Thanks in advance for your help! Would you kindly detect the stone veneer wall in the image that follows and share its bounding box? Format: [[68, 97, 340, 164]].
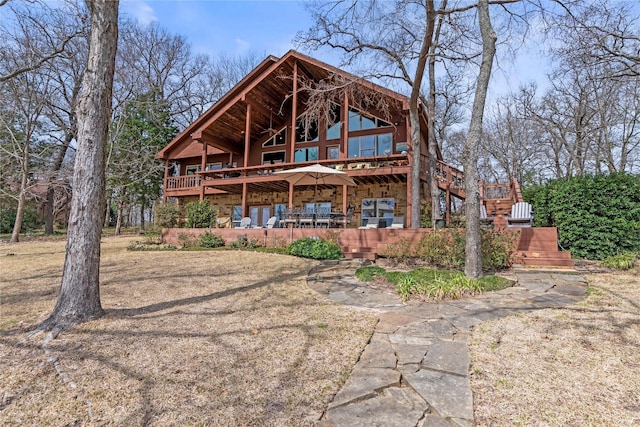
[[175, 182, 407, 228]]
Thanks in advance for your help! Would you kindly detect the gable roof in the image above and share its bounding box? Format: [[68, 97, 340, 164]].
[[157, 50, 420, 160]]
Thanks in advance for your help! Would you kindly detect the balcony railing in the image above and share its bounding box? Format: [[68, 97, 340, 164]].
[[164, 154, 410, 191]]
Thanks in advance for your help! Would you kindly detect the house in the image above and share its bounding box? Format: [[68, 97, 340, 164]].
[[156, 50, 483, 228], [156, 50, 574, 267]]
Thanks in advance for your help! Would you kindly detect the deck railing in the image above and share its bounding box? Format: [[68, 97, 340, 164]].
[[165, 174, 201, 190], [165, 154, 411, 191]]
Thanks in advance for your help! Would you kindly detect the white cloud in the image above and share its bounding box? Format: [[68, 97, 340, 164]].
[[122, 1, 158, 25], [234, 38, 250, 53]]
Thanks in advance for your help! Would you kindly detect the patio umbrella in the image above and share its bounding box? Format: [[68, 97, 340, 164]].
[[274, 163, 356, 210]]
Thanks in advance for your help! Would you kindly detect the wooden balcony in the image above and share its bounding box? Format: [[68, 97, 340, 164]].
[[163, 154, 411, 196]]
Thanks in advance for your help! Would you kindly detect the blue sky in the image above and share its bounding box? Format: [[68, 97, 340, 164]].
[[119, 0, 547, 98], [121, 0, 314, 58]]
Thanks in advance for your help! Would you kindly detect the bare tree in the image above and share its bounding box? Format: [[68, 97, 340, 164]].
[[0, 1, 86, 82], [40, 0, 119, 331]]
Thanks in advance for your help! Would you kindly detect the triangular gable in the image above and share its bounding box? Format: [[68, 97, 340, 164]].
[[157, 50, 427, 160]]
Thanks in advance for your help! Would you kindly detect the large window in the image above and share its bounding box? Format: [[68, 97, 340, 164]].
[[348, 108, 391, 131], [327, 145, 340, 160], [295, 115, 319, 143], [348, 133, 393, 158], [327, 103, 341, 140], [262, 128, 286, 147], [262, 150, 285, 164], [361, 198, 395, 227], [294, 147, 318, 162]]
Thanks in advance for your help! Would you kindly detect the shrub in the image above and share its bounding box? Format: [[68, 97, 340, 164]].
[[228, 234, 260, 249], [155, 203, 180, 228], [600, 252, 637, 270], [381, 237, 415, 265], [523, 172, 640, 259], [414, 229, 465, 268], [199, 231, 225, 248], [177, 232, 198, 248], [127, 241, 177, 251], [480, 229, 520, 270], [287, 237, 343, 260], [185, 200, 218, 228]]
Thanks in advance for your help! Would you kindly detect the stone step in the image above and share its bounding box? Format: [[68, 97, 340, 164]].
[[515, 250, 575, 267]]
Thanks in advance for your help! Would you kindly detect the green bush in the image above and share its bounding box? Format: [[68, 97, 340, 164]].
[[287, 237, 343, 260], [185, 200, 218, 228], [228, 234, 260, 249], [523, 173, 640, 259], [414, 229, 466, 268], [155, 203, 180, 228], [600, 252, 637, 270], [177, 232, 198, 248], [480, 229, 520, 270], [0, 205, 42, 234], [199, 231, 225, 248]]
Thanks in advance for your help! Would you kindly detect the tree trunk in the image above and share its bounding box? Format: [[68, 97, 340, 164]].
[[39, 0, 119, 331], [463, 0, 496, 279], [409, 108, 422, 228], [10, 143, 30, 243], [427, 0, 443, 227], [44, 130, 76, 234], [115, 200, 124, 235], [139, 201, 146, 231]]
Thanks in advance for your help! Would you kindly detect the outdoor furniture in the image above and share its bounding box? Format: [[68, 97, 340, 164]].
[[298, 209, 315, 228], [315, 208, 331, 228], [358, 218, 379, 229], [332, 207, 354, 228], [388, 216, 404, 229], [506, 202, 533, 228], [280, 208, 298, 228], [236, 217, 252, 229], [265, 216, 277, 229], [480, 205, 495, 228]]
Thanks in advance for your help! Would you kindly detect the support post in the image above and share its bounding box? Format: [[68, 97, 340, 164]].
[[199, 138, 206, 201], [163, 159, 169, 203], [244, 103, 251, 168], [289, 60, 298, 163], [242, 182, 248, 217]]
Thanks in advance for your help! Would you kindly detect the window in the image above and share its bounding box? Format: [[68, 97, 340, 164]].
[[205, 162, 222, 170], [327, 145, 340, 160], [232, 205, 242, 222], [348, 133, 393, 158], [361, 198, 395, 227], [185, 165, 200, 175], [262, 128, 287, 147], [327, 103, 341, 140], [295, 115, 319, 143], [262, 151, 285, 164], [305, 202, 331, 214], [395, 142, 408, 153], [294, 147, 318, 163], [348, 108, 391, 131]]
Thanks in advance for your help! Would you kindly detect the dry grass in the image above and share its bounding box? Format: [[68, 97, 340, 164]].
[[471, 270, 640, 426], [0, 236, 377, 426]]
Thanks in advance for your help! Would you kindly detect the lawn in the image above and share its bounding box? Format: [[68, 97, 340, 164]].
[[0, 236, 376, 426], [470, 269, 640, 426]]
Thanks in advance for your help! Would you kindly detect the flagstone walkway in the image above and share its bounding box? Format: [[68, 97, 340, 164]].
[[307, 260, 588, 427]]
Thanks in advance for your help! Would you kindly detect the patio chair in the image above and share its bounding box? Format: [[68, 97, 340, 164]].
[[236, 217, 252, 229], [388, 216, 404, 229], [333, 206, 354, 229], [265, 216, 277, 229], [315, 208, 331, 228], [298, 209, 315, 228], [279, 208, 298, 228], [358, 218, 379, 229], [505, 202, 533, 228], [480, 205, 495, 228]]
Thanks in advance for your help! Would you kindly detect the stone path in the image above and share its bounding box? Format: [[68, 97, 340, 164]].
[[307, 260, 588, 427]]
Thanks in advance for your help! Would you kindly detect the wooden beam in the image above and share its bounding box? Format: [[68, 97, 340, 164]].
[[192, 129, 242, 155], [199, 138, 207, 201], [289, 60, 298, 163], [163, 159, 169, 203], [244, 103, 251, 167], [242, 182, 248, 217], [341, 91, 348, 159]]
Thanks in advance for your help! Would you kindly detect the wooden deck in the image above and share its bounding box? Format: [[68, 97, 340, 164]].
[[162, 226, 574, 268]]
